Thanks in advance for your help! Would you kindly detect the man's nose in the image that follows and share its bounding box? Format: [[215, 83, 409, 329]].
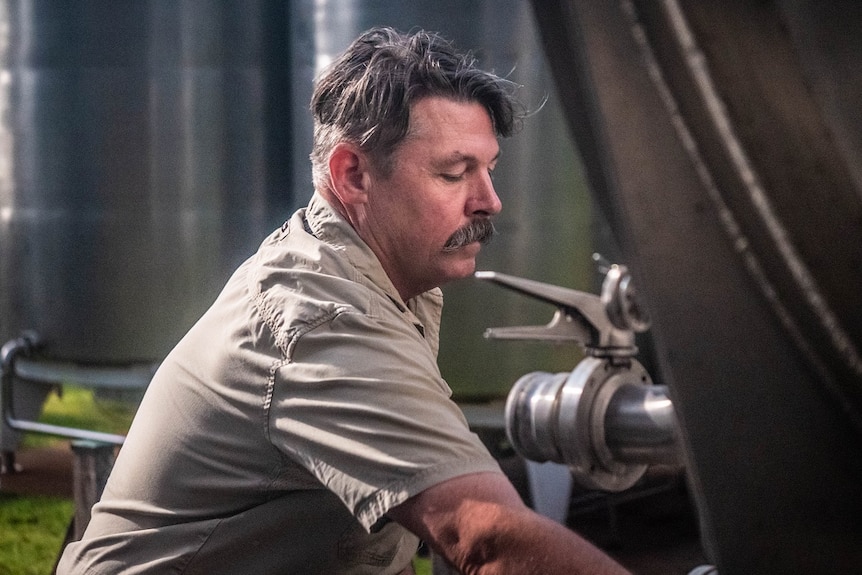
[[469, 171, 503, 216]]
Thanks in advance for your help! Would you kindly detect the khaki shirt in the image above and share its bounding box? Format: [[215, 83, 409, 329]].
[[58, 193, 500, 574]]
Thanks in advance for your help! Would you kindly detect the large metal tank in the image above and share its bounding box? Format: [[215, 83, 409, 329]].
[[1, 0, 594, 397], [530, 1, 862, 573], [0, 1, 297, 365], [293, 0, 596, 399], [0, 1, 297, 452]]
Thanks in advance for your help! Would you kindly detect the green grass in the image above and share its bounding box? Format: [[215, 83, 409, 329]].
[[22, 386, 138, 449], [0, 493, 72, 575], [413, 556, 432, 574], [2, 385, 136, 574]]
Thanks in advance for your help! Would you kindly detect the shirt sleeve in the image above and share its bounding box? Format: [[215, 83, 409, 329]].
[[268, 306, 502, 531]]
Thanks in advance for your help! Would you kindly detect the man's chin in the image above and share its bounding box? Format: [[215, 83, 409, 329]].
[[447, 254, 479, 281]]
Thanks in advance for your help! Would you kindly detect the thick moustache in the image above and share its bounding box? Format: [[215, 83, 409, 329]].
[[442, 219, 496, 252]]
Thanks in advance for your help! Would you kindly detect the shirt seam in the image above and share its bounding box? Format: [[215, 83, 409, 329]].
[[355, 457, 503, 531]]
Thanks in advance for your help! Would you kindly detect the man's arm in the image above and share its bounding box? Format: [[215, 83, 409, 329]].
[[388, 471, 631, 575]]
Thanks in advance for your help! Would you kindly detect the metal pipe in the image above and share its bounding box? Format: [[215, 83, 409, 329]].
[[2, 334, 127, 446], [603, 383, 680, 465], [5, 418, 126, 446], [505, 358, 682, 491], [13, 358, 157, 391]]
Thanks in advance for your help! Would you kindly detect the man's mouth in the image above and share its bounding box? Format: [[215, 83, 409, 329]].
[[442, 219, 497, 253]]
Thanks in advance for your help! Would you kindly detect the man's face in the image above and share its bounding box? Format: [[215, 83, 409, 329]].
[[359, 96, 502, 300]]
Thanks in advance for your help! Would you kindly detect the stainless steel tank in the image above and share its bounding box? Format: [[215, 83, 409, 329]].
[[0, 1, 298, 365], [531, 1, 862, 572], [0, 1, 298, 453]]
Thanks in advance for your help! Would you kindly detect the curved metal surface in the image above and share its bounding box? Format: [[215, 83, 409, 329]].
[[0, 1, 295, 363], [603, 383, 678, 465], [531, 0, 862, 573]]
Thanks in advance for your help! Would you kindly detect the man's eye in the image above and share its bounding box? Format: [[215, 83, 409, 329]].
[[441, 173, 464, 183]]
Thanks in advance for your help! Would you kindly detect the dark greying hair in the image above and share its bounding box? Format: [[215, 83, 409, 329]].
[[310, 27, 523, 190]]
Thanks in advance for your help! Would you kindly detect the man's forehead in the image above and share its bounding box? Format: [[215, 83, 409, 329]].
[[407, 97, 494, 134], [404, 98, 500, 158]]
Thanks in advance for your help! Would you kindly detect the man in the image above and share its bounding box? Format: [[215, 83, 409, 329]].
[[58, 28, 630, 574]]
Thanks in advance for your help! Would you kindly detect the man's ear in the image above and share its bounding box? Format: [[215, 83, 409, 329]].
[[328, 142, 371, 206]]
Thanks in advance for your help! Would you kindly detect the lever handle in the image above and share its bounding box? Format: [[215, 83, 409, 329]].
[[474, 270, 638, 356]]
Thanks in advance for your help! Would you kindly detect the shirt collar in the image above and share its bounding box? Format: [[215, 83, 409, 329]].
[[305, 192, 444, 348]]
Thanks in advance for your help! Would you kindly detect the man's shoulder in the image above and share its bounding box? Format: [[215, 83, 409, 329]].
[[240, 229, 385, 346]]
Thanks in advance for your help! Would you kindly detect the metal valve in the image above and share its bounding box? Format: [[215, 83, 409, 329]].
[[475, 258, 649, 358], [476, 262, 680, 492]]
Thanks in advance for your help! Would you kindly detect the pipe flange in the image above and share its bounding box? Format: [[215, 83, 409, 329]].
[[556, 357, 648, 491], [505, 371, 569, 463], [588, 359, 652, 489]]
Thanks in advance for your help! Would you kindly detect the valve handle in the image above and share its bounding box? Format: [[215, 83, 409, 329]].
[[474, 270, 639, 356]]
